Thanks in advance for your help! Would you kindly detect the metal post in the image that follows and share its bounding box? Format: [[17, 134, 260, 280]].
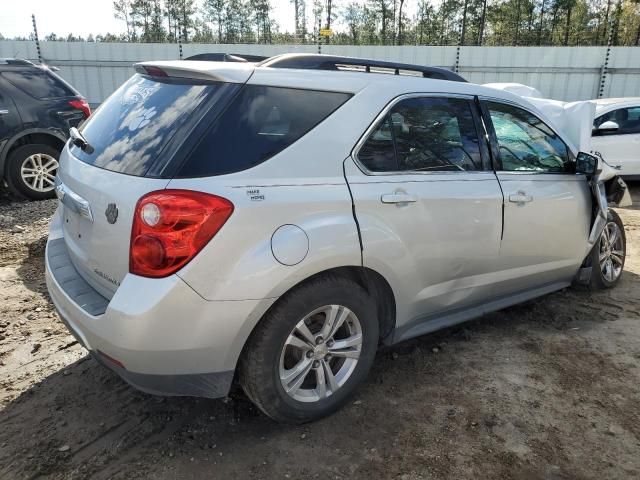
[[317, 17, 322, 54], [598, 16, 615, 98], [31, 14, 42, 64], [454, 26, 462, 74]]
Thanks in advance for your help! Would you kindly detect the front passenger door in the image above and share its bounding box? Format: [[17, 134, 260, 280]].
[[482, 100, 591, 292]]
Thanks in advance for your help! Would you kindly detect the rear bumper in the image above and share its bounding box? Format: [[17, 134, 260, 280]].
[[45, 209, 276, 398]]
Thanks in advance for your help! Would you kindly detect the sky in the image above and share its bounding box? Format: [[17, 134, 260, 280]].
[[0, 0, 299, 39]]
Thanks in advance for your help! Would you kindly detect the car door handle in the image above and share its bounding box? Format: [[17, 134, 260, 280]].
[[381, 193, 418, 204], [508, 191, 533, 203], [0, 109, 9, 115]]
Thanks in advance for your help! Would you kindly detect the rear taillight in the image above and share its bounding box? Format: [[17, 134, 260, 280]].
[[68, 98, 91, 118], [130, 190, 234, 278]]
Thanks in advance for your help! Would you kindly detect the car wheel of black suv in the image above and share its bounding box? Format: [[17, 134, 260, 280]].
[[6, 144, 60, 200], [589, 209, 626, 289], [239, 275, 379, 424]]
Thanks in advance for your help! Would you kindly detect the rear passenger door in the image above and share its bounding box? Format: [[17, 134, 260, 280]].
[[481, 99, 591, 292], [345, 94, 504, 333]]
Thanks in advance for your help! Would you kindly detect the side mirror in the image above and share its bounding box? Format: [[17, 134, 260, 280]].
[[576, 152, 598, 175], [596, 120, 619, 134]]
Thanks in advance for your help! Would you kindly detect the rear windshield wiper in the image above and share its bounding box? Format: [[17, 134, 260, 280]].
[[69, 127, 94, 154]]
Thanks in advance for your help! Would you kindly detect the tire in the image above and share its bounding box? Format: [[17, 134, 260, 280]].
[[5, 144, 60, 200], [589, 209, 626, 289], [239, 275, 379, 424]]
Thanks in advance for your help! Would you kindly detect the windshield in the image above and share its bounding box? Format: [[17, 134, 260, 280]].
[[71, 74, 220, 176]]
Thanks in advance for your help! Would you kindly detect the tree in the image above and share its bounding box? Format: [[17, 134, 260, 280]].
[[204, 0, 227, 42], [113, 0, 134, 41], [343, 2, 364, 43], [292, 0, 307, 41]]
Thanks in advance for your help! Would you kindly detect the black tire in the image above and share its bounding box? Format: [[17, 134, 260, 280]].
[[5, 144, 60, 200], [239, 275, 379, 424], [589, 209, 626, 289]]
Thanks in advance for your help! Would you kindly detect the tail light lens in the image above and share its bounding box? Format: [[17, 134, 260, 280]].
[[68, 98, 91, 118], [130, 190, 234, 278]]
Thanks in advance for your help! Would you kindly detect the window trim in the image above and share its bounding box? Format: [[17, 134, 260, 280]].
[[478, 96, 577, 175], [352, 92, 492, 176]]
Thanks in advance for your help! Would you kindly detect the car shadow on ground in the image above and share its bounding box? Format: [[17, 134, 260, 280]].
[[1, 269, 639, 479]]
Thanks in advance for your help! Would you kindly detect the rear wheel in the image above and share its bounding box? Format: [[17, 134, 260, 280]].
[[589, 209, 626, 289], [239, 275, 378, 424], [6, 144, 60, 200]]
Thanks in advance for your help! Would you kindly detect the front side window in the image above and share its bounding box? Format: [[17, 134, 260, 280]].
[[593, 106, 640, 135], [358, 97, 482, 173], [487, 102, 570, 173]]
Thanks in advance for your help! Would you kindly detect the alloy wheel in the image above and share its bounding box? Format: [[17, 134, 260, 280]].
[[20, 153, 58, 193], [598, 221, 624, 282], [279, 304, 363, 403]]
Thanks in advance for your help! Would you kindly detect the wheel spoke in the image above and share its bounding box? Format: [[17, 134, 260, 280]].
[[285, 334, 313, 351], [328, 348, 360, 359], [329, 333, 362, 351], [610, 253, 624, 266], [608, 227, 619, 248], [322, 360, 339, 393], [43, 158, 58, 170], [605, 259, 614, 281], [281, 357, 313, 393], [42, 176, 55, 187], [314, 363, 326, 398], [295, 321, 316, 346], [321, 305, 350, 340]]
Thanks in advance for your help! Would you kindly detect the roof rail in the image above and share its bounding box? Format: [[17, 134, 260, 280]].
[[184, 53, 268, 63], [259, 54, 466, 82], [0, 58, 35, 66]]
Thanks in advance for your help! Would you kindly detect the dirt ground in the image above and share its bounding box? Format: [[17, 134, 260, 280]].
[[0, 185, 639, 480]]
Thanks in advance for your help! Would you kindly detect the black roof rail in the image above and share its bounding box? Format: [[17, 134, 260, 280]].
[[184, 53, 268, 63], [0, 58, 35, 66], [259, 54, 466, 82]]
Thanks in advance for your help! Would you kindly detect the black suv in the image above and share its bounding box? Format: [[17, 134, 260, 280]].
[[0, 59, 90, 199]]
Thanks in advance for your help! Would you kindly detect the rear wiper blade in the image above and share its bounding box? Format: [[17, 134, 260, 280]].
[[69, 127, 94, 154]]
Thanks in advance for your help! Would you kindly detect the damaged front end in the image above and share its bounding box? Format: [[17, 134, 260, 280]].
[[575, 152, 632, 285]]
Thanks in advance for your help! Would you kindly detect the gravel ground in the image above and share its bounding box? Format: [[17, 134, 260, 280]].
[[0, 185, 639, 480]]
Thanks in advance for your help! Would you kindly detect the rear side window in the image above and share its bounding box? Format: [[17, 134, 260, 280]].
[[177, 85, 351, 177], [71, 74, 219, 176], [358, 97, 483, 172], [1, 68, 75, 99]]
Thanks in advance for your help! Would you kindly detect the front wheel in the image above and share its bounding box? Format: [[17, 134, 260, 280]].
[[589, 209, 626, 289], [239, 275, 379, 424]]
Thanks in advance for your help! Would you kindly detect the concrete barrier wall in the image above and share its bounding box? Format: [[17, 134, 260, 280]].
[[1, 41, 638, 104]]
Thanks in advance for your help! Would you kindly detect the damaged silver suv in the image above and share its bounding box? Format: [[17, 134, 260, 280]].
[[46, 54, 630, 424]]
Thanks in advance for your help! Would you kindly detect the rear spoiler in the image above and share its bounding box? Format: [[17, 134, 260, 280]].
[[134, 60, 254, 84], [184, 53, 268, 63]]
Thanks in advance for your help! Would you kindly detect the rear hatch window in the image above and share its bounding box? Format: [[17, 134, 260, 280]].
[[1, 67, 78, 99], [71, 74, 222, 176]]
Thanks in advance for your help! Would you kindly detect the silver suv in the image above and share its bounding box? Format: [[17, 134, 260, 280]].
[[46, 54, 628, 423]]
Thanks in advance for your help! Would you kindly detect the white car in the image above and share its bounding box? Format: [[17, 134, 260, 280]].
[[591, 98, 640, 179], [46, 54, 628, 423]]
